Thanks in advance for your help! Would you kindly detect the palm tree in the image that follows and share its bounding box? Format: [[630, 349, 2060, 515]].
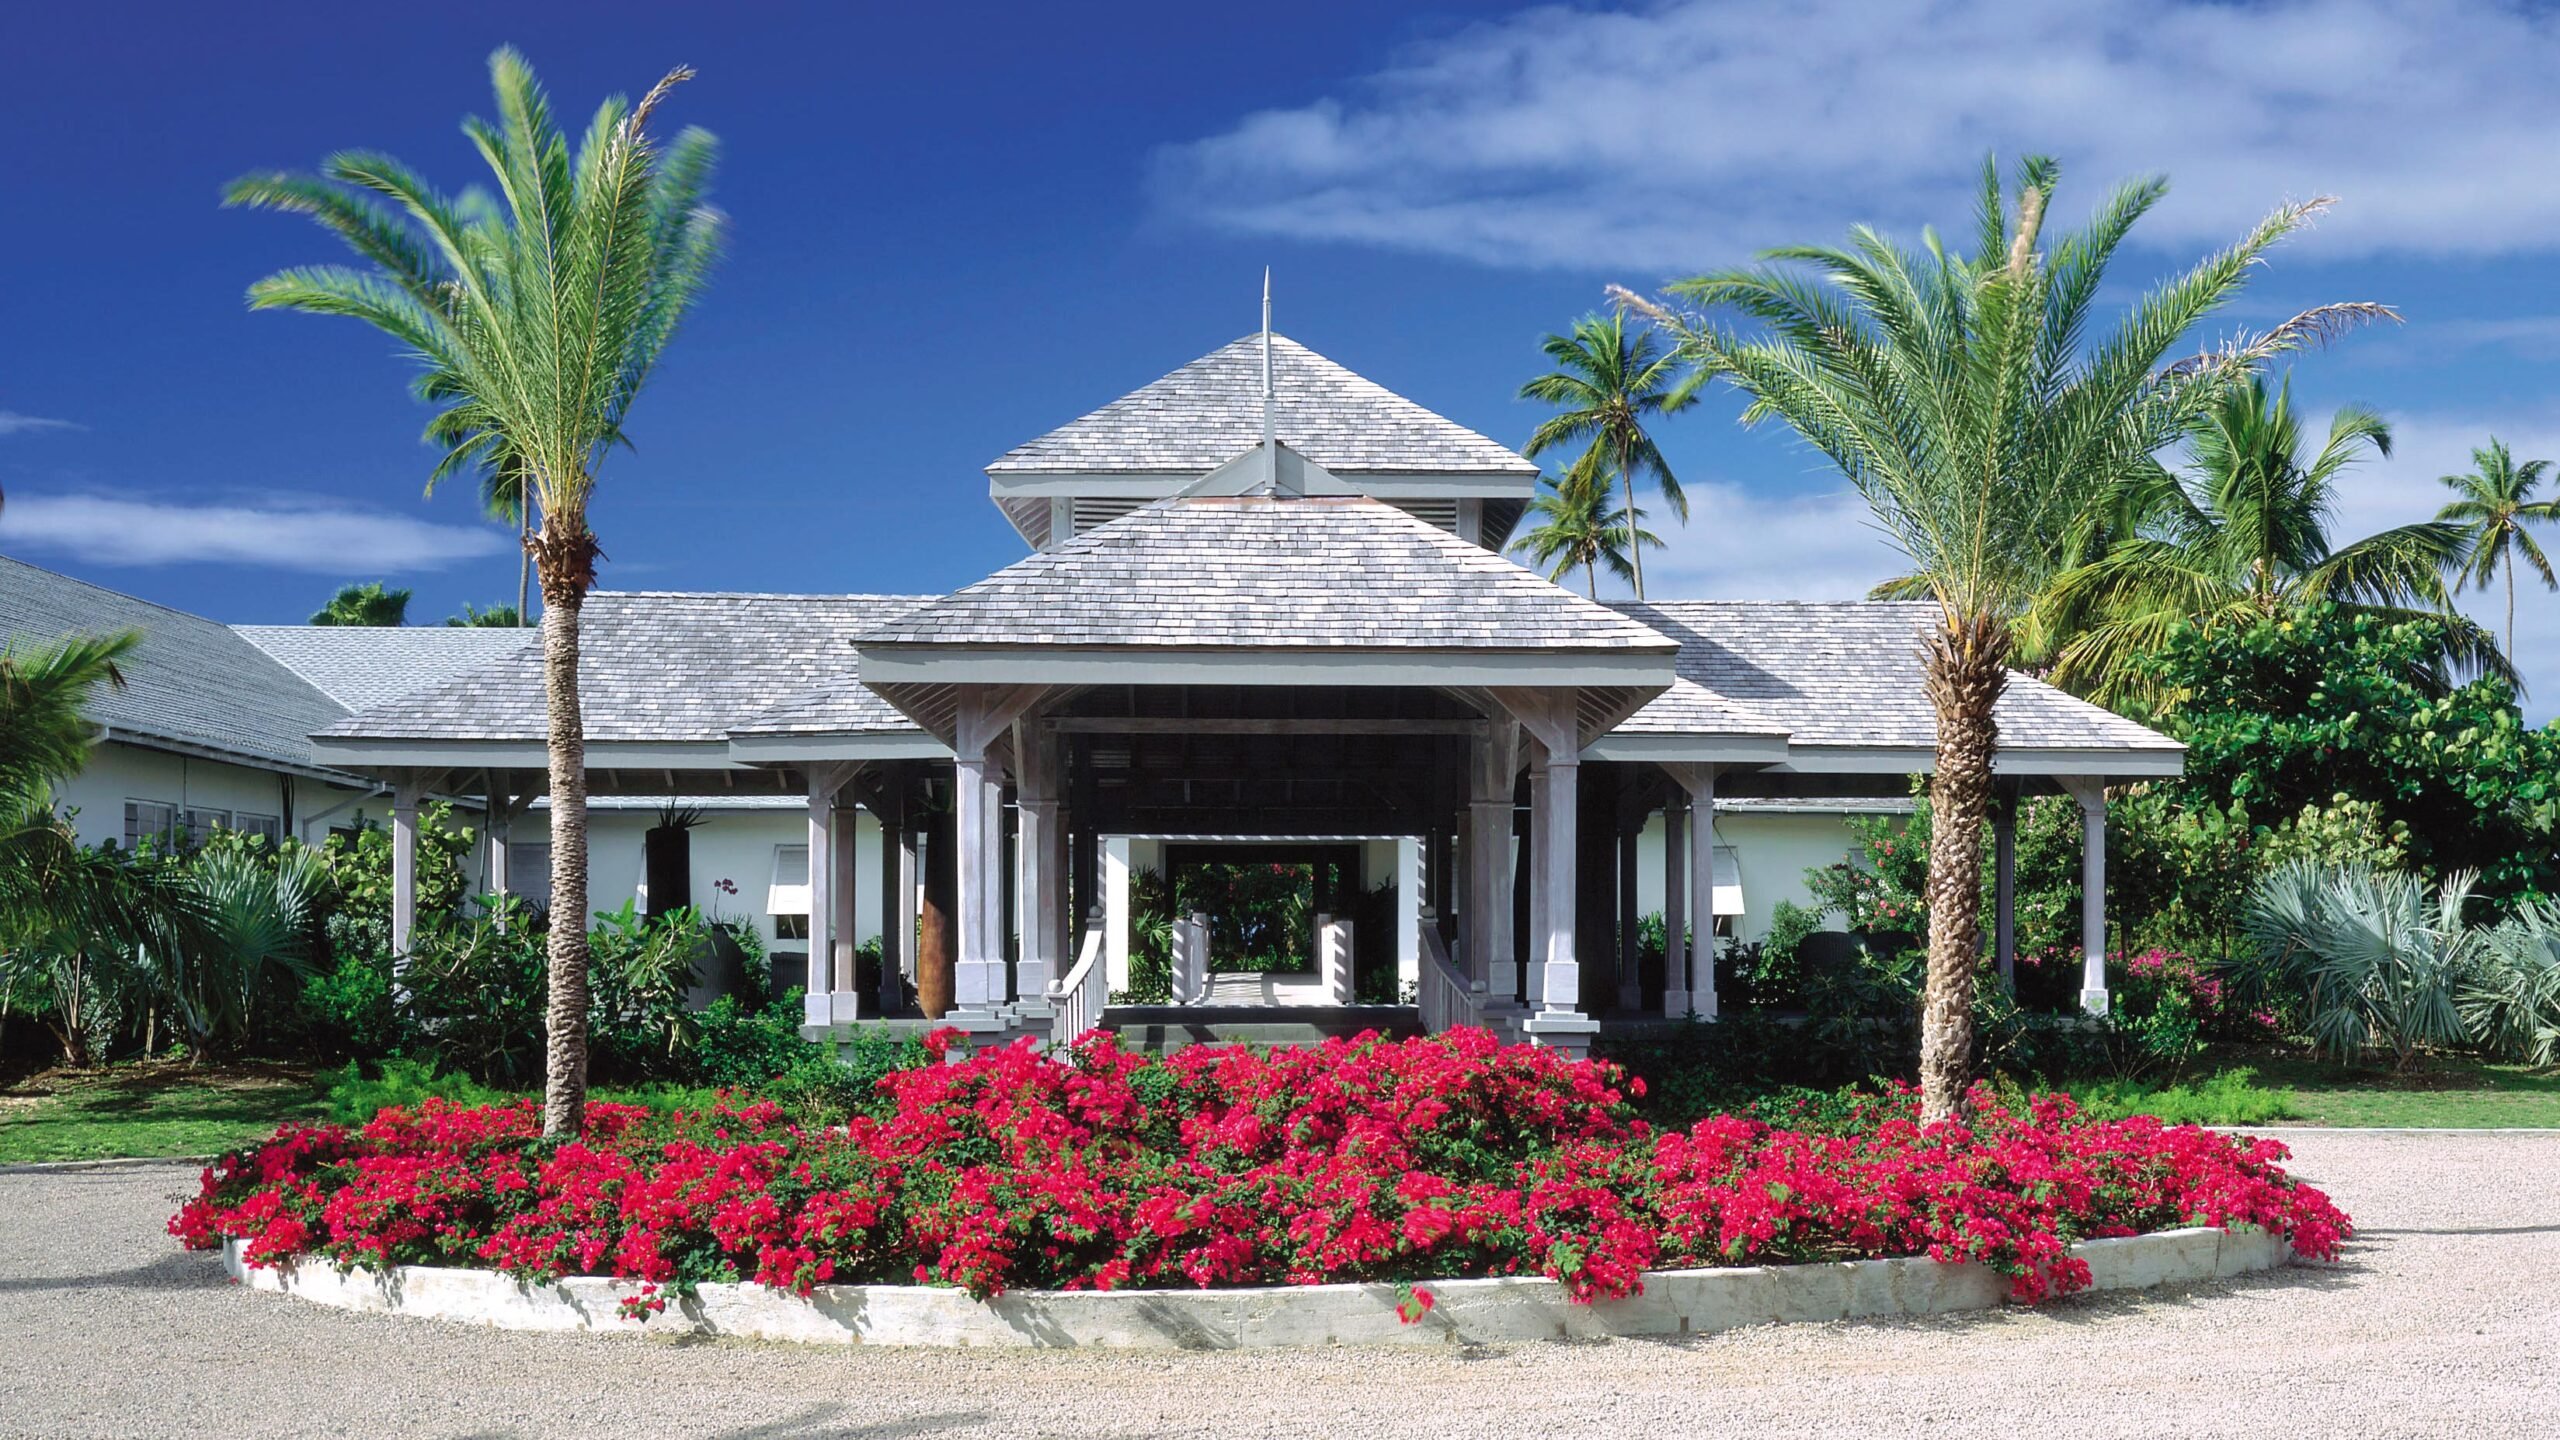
[[424, 407, 538, 624], [2029, 378, 2495, 704], [1626, 154, 2388, 1119], [227, 48, 723, 1137], [2437, 439, 2560, 659], [446, 603, 523, 628], [1511, 469, 1658, 596], [1520, 312, 1697, 600], [308, 581, 411, 626]]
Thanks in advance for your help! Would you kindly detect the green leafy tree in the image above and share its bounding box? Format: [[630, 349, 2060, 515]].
[[1511, 469, 1658, 596], [1519, 311, 1697, 600], [2436, 438, 2560, 659], [445, 603, 522, 628], [2029, 377, 2494, 705], [1630, 154, 2382, 1118], [308, 581, 411, 627], [226, 48, 724, 1136]]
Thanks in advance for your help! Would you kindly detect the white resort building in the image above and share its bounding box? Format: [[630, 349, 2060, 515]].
[[7, 325, 2182, 1051]]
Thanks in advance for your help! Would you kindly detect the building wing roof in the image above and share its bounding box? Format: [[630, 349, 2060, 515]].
[[987, 335, 1537, 477], [236, 625, 537, 715], [320, 592, 937, 743], [0, 556, 349, 774], [859, 496, 1673, 652], [1611, 601, 2181, 753], [730, 677, 921, 738]]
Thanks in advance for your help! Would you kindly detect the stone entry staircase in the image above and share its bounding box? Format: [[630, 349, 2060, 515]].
[[1098, 1003, 1423, 1052]]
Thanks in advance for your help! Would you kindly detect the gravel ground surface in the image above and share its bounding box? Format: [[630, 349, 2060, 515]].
[[3, 1130, 2555, 1439]]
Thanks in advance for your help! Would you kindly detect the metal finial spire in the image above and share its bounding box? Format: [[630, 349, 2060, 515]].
[[1254, 269, 1274, 491]]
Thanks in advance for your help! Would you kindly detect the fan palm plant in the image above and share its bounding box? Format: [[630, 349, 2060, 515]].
[[1511, 469, 1658, 596], [1519, 312, 1697, 599], [2436, 438, 2560, 660], [2459, 899, 2560, 1068], [1623, 155, 2389, 1119], [2245, 860, 2478, 1071], [2028, 378, 2494, 703], [227, 47, 724, 1137]]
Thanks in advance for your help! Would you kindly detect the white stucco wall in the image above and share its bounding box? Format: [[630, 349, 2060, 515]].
[[1630, 808, 1879, 942], [556, 807, 880, 952], [52, 739, 377, 851]]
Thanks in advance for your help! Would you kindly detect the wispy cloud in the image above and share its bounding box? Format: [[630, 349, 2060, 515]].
[[1, 491, 507, 573], [1154, 0, 2560, 271], [0, 411, 81, 436]]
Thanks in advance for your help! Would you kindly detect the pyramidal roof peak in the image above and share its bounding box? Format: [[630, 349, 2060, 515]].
[[987, 332, 1537, 478]]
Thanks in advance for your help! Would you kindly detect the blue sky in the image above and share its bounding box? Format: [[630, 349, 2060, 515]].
[[5, 0, 2557, 719]]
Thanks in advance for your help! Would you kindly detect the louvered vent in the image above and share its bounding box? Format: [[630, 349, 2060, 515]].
[[1393, 499, 1459, 534], [1071, 497, 1150, 534]]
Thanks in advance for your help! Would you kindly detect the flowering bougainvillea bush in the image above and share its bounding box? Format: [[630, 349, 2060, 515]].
[[172, 1029, 2347, 1312]]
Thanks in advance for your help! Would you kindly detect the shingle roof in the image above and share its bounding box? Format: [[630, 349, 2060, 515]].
[[0, 556, 348, 774], [322, 592, 936, 742], [1611, 601, 2180, 752], [236, 625, 537, 715], [731, 677, 920, 737], [987, 335, 1538, 477], [858, 496, 1675, 652]]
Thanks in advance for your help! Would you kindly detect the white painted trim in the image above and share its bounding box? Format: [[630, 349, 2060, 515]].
[[1579, 733, 1792, 763], [1774, 744, 2187, 778], [96, 726, 365, 787], [309, 739, 744, 771], [987, 471, 1536, 499], [859, 647, 1675, 688], [725, 734, 949, 762]]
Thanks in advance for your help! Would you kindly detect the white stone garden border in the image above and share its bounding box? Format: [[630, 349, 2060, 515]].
[[221, 1225, 2296, 1349]]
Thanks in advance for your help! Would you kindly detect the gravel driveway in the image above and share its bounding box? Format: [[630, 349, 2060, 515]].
[[3, 1130, 2554, 1439]]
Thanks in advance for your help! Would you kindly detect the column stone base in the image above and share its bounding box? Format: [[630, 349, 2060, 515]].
[[1519, 1009, 1601, 1058], [1661, 988, 1691, 1020], [2079, 987, 2112, 1018]]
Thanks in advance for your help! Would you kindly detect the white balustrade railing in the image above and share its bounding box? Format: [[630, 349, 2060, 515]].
[[1415, 907, 1484, 1033], [1048, 907, 1109, 1047], [1171, 912, 1209, 1005]]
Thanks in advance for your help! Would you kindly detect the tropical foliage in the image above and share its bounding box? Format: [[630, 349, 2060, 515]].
[[227, 47, 724, 1137], [2244, 861, 2477, 1070], [1627, 153, 2377, 1118], [2029, 378, 2494, 704], [1519, 311, 1696, 599], [1511, 468, 1658, 596], [308, 582, 411, 626], [445, 603, 522, 628]]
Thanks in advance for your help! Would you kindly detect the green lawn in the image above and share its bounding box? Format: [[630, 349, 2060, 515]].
[[0, 1062, 329, 1164], [2068, 1048, 2560, 1129]]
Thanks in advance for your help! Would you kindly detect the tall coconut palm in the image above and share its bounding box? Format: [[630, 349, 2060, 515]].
[[227, 48, 724, 1137], [1520, 312, 1697, 599], [2028, 378, 2495, 704], [2437, 439, 2560, 659], [1511, 468, 1659, 596], [1625, 155, 2388, 1119]]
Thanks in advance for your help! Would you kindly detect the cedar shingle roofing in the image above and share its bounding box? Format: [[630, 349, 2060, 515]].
[[0, 556, 348, 774], [237, 625, 536, 715], [1611, 601, 2180, 753], [321, 592, 935, 743], [856, 496, 1674, 652], [987, 335, 1538, 477]]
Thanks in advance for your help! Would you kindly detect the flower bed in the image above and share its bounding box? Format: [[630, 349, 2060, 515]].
[[173, 1029, 2347, 1314]]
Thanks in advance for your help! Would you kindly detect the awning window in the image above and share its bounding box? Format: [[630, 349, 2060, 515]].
[[767, 843, 810, 917]]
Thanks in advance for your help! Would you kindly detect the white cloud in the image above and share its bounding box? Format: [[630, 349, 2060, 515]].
[[1154, 0, 2560, 270], [1, 492, 507, 573], [0, 411, 81, 436], [1643, 479, 1902, 601]]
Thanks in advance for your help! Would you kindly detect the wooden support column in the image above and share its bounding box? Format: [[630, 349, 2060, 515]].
[[804, 761, 855, 1027], [1464, 719, 1519, 996], [871, 768, 909, 1016], [1662, 762, 1721, 1021], [1661, 791, 1689, 1016], [1487, 687, 1595, 1051], [1010, 716, 1063, 1025], [2066, 777, 2110, 1015], [390, 773, 423, 961], [952, 686, 1047, 1039], [829, 781, 860, 1015]]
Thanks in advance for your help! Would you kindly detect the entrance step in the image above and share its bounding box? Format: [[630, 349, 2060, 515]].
[[1100, 1004, 1422, 1051]]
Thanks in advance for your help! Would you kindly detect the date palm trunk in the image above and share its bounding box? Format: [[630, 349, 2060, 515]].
[[917, 796, 955, 1018], [534, 520, 599, 1140], [1915, 612, 2008, 1123]]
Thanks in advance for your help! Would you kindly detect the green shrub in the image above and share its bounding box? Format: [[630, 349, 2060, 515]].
[[2459, 900, 2560, 1066], [2244, 861, 2476, 1070], [318, 1056, 506, 1123], [2070, 1067, 2300, 1127]]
